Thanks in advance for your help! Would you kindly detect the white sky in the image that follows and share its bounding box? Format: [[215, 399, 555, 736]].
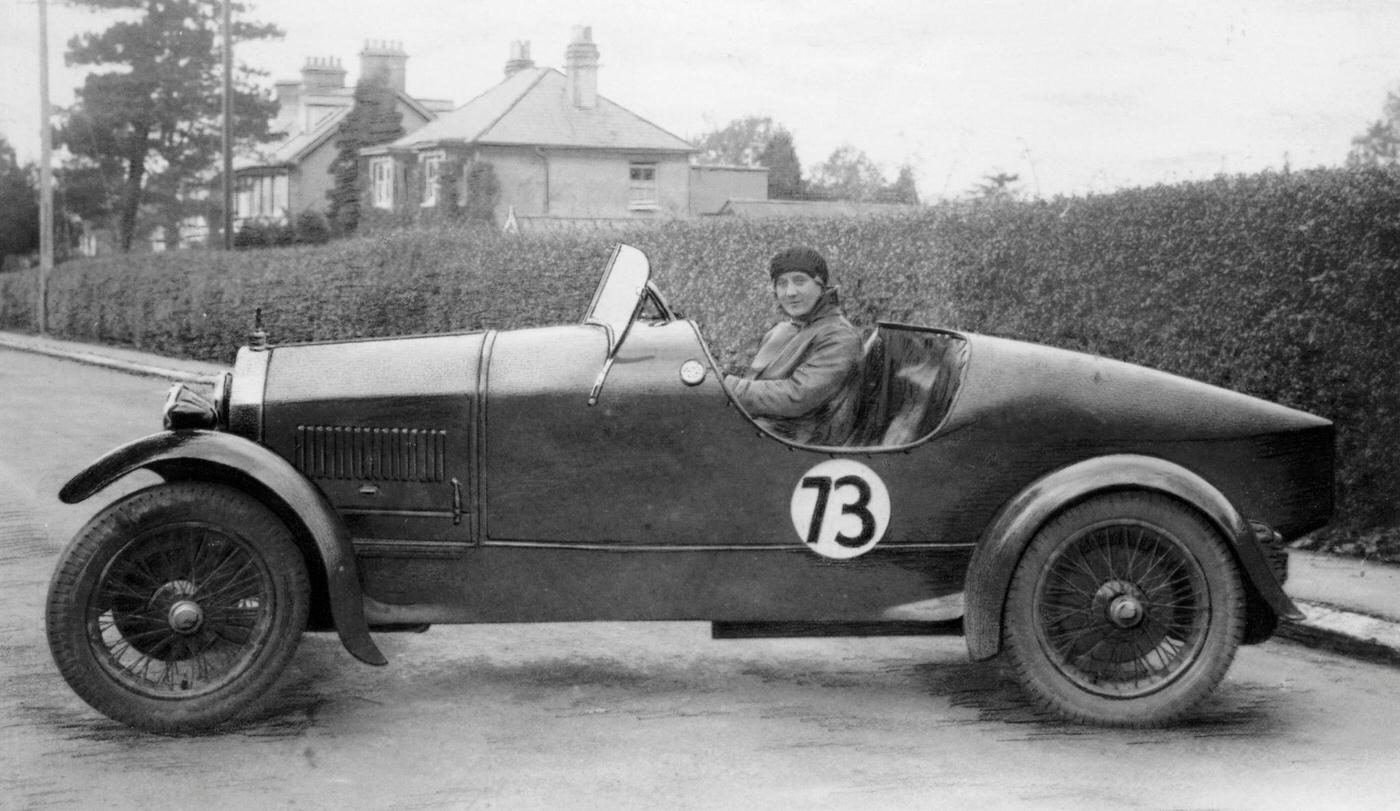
[[3, 0, 1399, 199]]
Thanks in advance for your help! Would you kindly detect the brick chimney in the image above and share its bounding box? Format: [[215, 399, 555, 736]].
[[360, 40, 408, 93], [565, 26, 599, 109], [272, 79, 301, 133], [300, 56, 346, 92], [504, 40, 535, 78]]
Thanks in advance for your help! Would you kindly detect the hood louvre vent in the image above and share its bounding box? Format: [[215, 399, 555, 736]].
[[295, 425, 447, 482]]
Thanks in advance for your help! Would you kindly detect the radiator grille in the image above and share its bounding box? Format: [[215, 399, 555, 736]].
[[295, 426, 447, 482]]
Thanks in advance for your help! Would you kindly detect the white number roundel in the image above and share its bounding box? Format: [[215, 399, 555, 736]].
[[789, 460, 891, 559]]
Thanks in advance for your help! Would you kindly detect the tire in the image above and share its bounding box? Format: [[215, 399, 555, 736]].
[[1002, 492, 1245, 727], [45, 482, 309, 733]]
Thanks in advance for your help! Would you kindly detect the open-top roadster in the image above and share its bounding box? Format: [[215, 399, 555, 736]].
[[46, 244, 1332, 732]]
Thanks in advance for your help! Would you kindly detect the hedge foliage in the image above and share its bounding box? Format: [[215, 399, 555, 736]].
[[2, 167, 1397, 539]]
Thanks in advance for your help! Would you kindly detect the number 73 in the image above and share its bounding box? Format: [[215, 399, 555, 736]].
[[800, 475, 878, 549]]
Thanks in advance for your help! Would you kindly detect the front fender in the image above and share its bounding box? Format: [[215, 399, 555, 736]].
[[60, 430, 387, 667], [962, 454, 1303, 662]]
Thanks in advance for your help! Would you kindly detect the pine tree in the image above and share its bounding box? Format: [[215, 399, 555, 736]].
[[58, 0, 280, 251], [759, 130, 803, 199], [0, 136, 40, 267], [326, 77, 405, 234]]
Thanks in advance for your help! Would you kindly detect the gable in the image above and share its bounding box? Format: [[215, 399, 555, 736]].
[[234, 108, 349, 172]]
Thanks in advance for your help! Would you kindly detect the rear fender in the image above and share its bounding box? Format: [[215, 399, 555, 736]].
[[60, 430, 387, 666], [962, 454, 1302, 662]]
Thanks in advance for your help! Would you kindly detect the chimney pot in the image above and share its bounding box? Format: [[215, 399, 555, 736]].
[[301, 55, 347, 91], [565, 25, 600, 109], [360, 40, 409, 94], [504, 40, 535, 78]]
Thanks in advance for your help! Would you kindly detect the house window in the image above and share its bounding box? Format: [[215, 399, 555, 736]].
[[256, 177, 272, 217], [629, 163, 657, 210], [234, 173, 290, 223], [272, 174, 288, 219], [371, 157, 394, 210], [421, 153, 443, 207], [235, 177, 253, 221]]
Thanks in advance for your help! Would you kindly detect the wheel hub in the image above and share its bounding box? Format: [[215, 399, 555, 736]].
[[167, 600, 204, 634], [1093, 579, 1146, 629], [1107, 594, 1144, 628]]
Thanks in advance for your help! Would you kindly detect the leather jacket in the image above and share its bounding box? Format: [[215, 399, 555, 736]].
[[724, 288, 863, 445]]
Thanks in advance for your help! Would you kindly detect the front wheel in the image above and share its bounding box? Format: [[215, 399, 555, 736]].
[[46, 482, 309, 733], [1002, 493, 1245, 727]]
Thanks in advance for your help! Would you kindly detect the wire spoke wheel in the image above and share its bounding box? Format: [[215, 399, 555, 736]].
[[1003, 493, 1244, 727], [1035, 522, 1210, 699], [46, 482, 309, 733], [90, 525, 276, 699]]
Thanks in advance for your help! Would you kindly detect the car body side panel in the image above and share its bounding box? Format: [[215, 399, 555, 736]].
[[261, 333, 483, 547]]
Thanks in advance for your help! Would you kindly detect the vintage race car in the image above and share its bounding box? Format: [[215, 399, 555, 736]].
[[46, 244, 1333, 733]]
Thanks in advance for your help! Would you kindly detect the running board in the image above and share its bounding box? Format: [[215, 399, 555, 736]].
[[711, 619, 963, 639]]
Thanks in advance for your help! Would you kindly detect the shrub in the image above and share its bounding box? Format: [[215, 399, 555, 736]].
[[234, 220, 296, 250], [294, 209, 332, 245], [232, 221, 265, 249], [464, 161, 500, 224]]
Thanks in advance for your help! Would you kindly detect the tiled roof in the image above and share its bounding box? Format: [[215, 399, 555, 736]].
[[389, 68, 694, 153], [237, 90, 447, 171], [234, 108, 348, 171]]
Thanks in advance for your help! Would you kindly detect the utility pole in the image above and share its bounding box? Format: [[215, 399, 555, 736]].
[[38, 0, 53, 332], [221, 0, 233, 249]]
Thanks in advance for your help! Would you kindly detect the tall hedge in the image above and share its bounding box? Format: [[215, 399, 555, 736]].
[[2, 167, 1397, 539]]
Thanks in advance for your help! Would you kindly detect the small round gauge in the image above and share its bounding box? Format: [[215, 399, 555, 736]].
[[679, 359, 707, 386]]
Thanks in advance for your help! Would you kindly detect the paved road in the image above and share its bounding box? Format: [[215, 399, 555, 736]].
[[4, 347, 1400, 811]]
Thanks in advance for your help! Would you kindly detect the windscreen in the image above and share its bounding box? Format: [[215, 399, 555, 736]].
[[583, 244, 651, 354]]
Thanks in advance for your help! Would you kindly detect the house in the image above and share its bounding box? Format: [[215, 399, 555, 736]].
[[361, 27, 765, 230], [233, 42, 453, 227]]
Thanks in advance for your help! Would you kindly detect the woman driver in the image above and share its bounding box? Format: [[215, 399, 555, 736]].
[[723, 247, 863, 445]]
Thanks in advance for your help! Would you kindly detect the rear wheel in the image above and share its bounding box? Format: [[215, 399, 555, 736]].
[[1002, 493, 1245, 727], [46, 482, 309, 733]]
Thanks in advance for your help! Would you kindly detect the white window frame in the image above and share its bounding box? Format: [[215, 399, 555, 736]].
[[233, 171, 291, 223], [421, 151, 444, 207], [271, 174, 289, 222], [235, 176, 253, 221], [628, 162, 658, 210], [371, 157, 395, 210]]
